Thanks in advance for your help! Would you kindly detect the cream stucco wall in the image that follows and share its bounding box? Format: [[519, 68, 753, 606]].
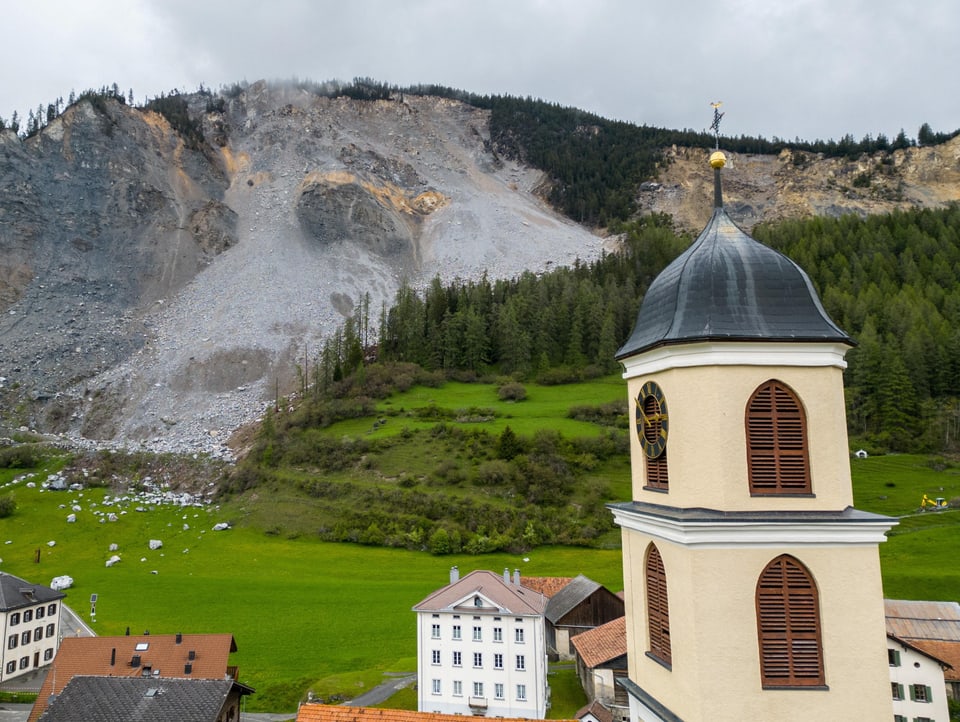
[[621, 531, 892, 721], [624, 350, 854, 512]]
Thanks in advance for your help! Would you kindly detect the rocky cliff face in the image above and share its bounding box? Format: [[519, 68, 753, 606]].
[[638, 139, 960, 233], [2, 83, 958, 456], [0, 83, 602, 454]]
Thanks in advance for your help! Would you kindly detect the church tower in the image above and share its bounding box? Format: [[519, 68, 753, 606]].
[[610, 134, 896, 720]]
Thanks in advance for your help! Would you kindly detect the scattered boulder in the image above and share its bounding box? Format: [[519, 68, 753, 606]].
[[66, 514, 76, 523], [105, 555, 121, 567], [212, 522, 230, 531], [50, 575, 73, 591], [148, 539, 162, 550]]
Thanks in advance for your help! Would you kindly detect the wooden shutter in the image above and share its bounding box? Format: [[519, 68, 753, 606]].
[[756, 555, 824, 687], [746, 381, 811, 494], [646, 544, 671, 666], [643, 396, 669, 490]]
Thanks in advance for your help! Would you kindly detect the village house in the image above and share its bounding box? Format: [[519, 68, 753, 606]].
[[886, 598, 960, 705], [569, 616, 627, 720], [0, 572, 65, 684], [296, 704, 576, 722], [29, 632, 244, 721], [886, 634, 951, 722], [412, 567, 549, 719]]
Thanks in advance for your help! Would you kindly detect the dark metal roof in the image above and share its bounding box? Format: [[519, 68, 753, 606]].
[[0, 572, 65, 612], [607, 500, 892, 525], [544, 574, 602, 624], [38, 676, 253, 721], [616, 207, 852, 359]]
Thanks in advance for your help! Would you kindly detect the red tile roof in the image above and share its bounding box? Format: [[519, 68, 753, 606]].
[[29, 633, 237, 722], [519, 576, 575, 598], [908, 639, 960, 680], [570, 617, 626, 668], [297, 705, 577, 722]]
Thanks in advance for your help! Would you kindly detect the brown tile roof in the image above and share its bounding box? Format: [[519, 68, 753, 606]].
[[570, 616, 626, 668], [885, 598, 960, 642], [908, 639, 960, 680], [412, 570, 548, 615], [297, 705, 577, 722], [29, 633, 237, 722], [575, 700, 614, 722], [519, 576, 574, 598]]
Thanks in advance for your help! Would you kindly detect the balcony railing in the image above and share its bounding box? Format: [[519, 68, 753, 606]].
[[468, 696, 488, 709]]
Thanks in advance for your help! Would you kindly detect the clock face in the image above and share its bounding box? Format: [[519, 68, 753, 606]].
[[636, 381, 668, 459]]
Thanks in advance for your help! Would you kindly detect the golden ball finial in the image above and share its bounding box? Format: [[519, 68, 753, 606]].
[[709, 151, 727, 169]]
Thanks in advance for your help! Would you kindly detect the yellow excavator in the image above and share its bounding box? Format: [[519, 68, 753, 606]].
[[921, 494, 948, 510]]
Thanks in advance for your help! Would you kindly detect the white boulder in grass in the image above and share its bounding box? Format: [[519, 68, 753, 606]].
[[148, 539, 163, 550], [47, 541, 56, 547], [66, 514, 76, 523], [105, 555, 121, 567], [109, 543, 119, 551], [212, 523, 230, 531], [50, 575, 73, 591]]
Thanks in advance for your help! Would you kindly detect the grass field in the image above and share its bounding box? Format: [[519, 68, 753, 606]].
[[2, 379, 960, 713]]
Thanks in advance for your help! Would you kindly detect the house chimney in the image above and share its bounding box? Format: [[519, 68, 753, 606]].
[[450, 566, 459, 584], [503, 568, 510, 584], [513, 569, 521, 585], [175, 633, 182, 645]]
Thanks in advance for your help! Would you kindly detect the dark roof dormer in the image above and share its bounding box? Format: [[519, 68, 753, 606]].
[[617, 151, 851, 359]]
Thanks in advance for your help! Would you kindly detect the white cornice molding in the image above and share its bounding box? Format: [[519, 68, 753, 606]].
[[611, 506, 897, 547], [620, 341, 851, 379]]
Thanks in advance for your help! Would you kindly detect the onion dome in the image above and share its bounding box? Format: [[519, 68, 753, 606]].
[[616, 151, 851, 360]]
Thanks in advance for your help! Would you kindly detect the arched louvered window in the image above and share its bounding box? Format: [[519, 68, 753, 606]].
[[645, 544, 671, 667], [756, 555, 824, 688], [644, 389, 668, 490], [746, 380, 811, 495]]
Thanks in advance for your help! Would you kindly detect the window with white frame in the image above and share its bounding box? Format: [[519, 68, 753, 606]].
[[18, 657, 28, 670], [23, 610, 32, 623], [36, 607, 45, 620], [516, 684, 527, 701], [473, 682, 484, 697], [493, 627, 503, 642], [453, 651, 462, 666], [9, 613, 19, 626], [891, 682, 904, 700], [473, 626, 482, 641], [7, 635, 16, 650], [453, 681, 463, 696], [431, 650, 441, 664], [4, 661, 13, 674], [452, 625, 462, 640], [47, 604, 56, 616], [431, 623, 440, 639], [495, 683, 504, 699], [33, 628, 41, 642], [20, 632, 29, 646], [516, 654, 525, 670], [43, 648, 53, 661], [494, 653, 503, 669], [45, 624, 55, 638], [473, 652, 482, 668], [515, 627, 524, 643], [888, 648, 901, 666], [432, 679, 441, 695], [910, 684, 933, 703]]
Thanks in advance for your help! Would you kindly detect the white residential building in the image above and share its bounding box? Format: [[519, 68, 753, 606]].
[[0, 572, 65, 683], [888, 635, 951, 722], [413, 567, 549, 719]]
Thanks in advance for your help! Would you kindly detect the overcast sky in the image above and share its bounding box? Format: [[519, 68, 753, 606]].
[[4, 0, 959, 144]]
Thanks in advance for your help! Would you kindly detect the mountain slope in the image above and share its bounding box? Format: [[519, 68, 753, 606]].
[[0, 83, 603, 454]]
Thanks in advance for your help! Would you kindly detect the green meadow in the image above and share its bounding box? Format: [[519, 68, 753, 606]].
[[2, 377, 959, 712]]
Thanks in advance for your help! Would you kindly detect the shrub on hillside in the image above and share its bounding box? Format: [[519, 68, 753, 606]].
[[497, 382, 527, 401], [0, 493, 16, 518]]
